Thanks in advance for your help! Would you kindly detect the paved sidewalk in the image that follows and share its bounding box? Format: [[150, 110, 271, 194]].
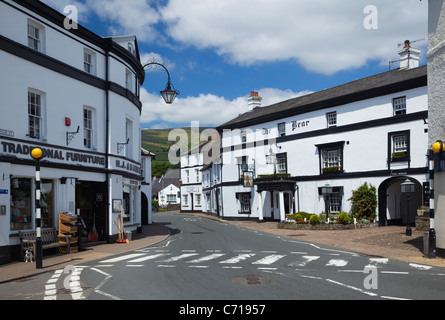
[[0, 222, 170, 284], [2, 211, 445, 284]]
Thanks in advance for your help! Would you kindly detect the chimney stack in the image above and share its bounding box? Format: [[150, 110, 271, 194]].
[[248, 91, 262, 110], [399, 40, 421, 70]]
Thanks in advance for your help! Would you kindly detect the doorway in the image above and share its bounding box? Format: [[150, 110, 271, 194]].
[[378, 177, 422, 226], [75, 181, 107, 240]]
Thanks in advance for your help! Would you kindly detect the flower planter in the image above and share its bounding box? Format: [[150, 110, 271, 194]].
[[278, 222, 377, 230], [417, 209, 426, 217]]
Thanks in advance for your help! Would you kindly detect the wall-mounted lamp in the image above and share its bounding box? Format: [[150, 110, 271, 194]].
[[66, 126, 80, 145], [117, 138, 130, 154]]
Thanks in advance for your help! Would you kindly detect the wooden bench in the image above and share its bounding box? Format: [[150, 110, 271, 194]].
[[19, 228, 72, 259]]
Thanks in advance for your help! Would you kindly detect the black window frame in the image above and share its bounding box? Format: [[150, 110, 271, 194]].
[[316, 141, 345, 175], [388, 130, 410, 163]]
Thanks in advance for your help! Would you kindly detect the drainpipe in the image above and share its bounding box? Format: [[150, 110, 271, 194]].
[[105, 41, 111, 243]]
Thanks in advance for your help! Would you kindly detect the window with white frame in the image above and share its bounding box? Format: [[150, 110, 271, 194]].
[[322, 149, 341, 170], [125, 69, 134, 92], [28, 91, 43, 139], [167, 194, 176, 203], [393, 97, 406, 116], [389, 131, 409, 162], [327, 111, 337, 127], [237, 193, 251, 214], [195, 169, 200, 183], [317, 142, 344, 174], [329, 191, 342, 213], [276, 153, 287, 174], [183, 194, 189, 206], [83, 49, 95, 75], [126, 118, 133, 158], [186, 170, 190, 183], [195, 194, 201, 206], [278, 122, 286, 137], [27, 21, 43, 52], [83, 108, 93, 148]]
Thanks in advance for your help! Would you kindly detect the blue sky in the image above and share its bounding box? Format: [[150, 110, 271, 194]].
[[42, 0, 428, 129]]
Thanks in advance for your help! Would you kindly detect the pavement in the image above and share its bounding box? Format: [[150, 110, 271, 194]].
[[1, 210, 445, 284]]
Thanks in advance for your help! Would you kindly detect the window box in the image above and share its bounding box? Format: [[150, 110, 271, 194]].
[[391, 151, 408, 161], [322, 166, 342, 174]]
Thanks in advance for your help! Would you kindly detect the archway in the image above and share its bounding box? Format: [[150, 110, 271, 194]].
[[378, 176, 422, 226]]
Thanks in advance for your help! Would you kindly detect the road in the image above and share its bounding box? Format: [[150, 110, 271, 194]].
[[1, 212, 445, 304]]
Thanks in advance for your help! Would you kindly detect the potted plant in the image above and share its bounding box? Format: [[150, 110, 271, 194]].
[[417, 206, 427, 216]]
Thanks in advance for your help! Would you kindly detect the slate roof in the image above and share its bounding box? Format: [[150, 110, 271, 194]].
[[218, 65, 427, 130], [152, 168, 181, 194]]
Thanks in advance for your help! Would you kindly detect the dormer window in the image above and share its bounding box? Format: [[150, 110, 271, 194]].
[[127, 43, 135, 55]]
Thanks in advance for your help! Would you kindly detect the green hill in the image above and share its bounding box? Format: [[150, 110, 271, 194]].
[[141, 127, 215, 169]]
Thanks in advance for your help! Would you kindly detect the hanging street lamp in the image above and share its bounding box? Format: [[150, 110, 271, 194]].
[[141, 61, 179, 104]]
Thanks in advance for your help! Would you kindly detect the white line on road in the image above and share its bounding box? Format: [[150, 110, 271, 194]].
[[187, 253, 226, 264], [158, 253, 199, 263], [219, 254, 255, 264], [100, 253, 145, 263], [127, 253, 168, 263], [252, 255, 286, 265], [326, 259, 349, 267], [326, 279, 378, 297]]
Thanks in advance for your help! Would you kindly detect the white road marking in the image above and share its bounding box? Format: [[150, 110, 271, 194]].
[[158, 253, 199, 262], [326, 279, 378, 297], [219, 254, 255, 264], [100, 253, 145, 263], [127, 253, 167, 263], [187, 253, 226, 263], [289, 256, 320, 267], [326, 259, 349, 267], [409, 263, 433, 270], [252, 255, 286, 265]]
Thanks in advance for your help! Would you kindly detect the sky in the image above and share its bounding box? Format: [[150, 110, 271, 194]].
[[41, 0, 428, 130]]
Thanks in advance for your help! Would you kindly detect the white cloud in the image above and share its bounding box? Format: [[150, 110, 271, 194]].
[[140, 87, 311, 128], [84, 0, 161, 42], [160, 0, 427, 74]]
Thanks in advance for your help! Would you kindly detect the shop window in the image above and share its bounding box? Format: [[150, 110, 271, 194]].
[[10, 178, 32, 231], [183, 194, 189, 206], [41, 180, 54, 228]]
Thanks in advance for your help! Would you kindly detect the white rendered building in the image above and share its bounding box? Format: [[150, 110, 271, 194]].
[[180, 142, 210, 213], [216, 49, 428, 224], [0, 0, 151, 263]]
